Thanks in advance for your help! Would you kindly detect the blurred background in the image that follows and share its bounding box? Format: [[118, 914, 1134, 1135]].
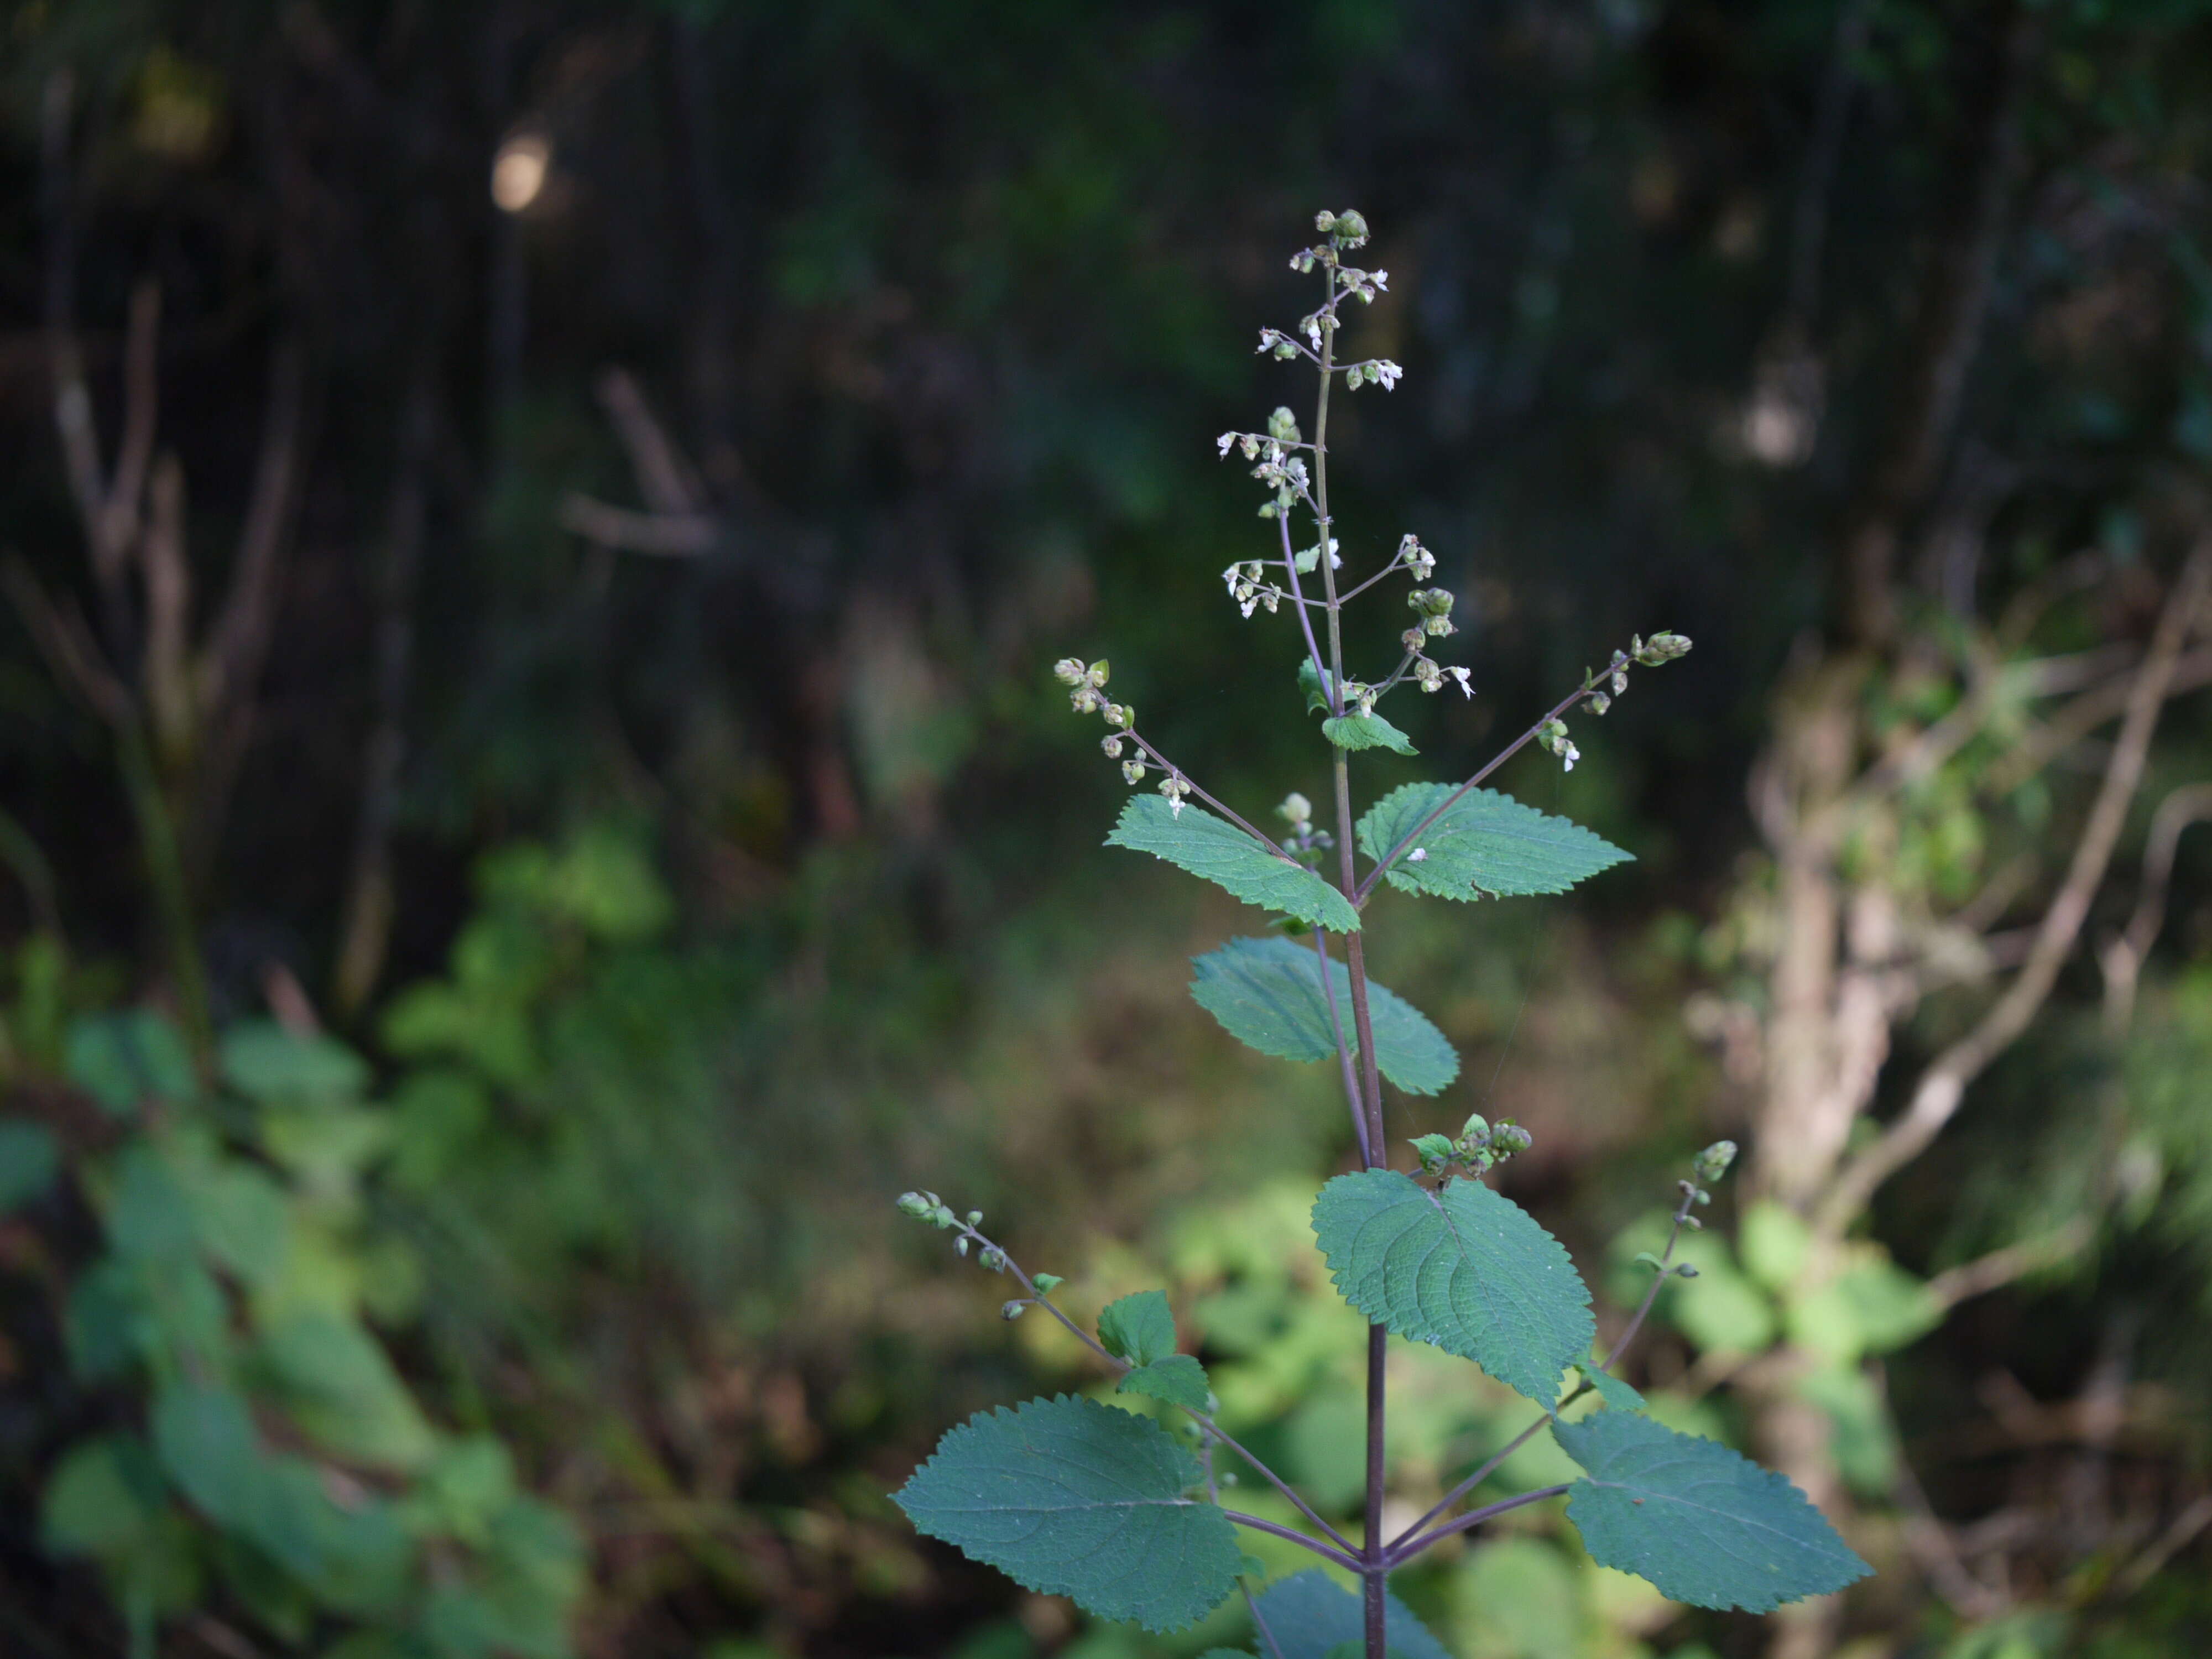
[[3, 2, 2211, 1657]]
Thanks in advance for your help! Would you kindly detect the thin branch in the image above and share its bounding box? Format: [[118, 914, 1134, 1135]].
[[3, 556, 131, 726], [1357, 677, 1597, 904], [1819, 545, 2212, 1233], [953, 1219, 1355, 1555], [1925, 1219, 2094, 1311], [1222, 1510, 1364, 1572], [2101, 781, 2212, 1032], [557, 493, 719, 555], [1983, 648, 2212, 798], [200, 334, 306, 717], [1385, 1484, 1572, 1566], [1277, 498, 1332, 698]]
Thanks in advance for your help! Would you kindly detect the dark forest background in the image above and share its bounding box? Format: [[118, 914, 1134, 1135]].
[[5, 2, 2212, 1658]]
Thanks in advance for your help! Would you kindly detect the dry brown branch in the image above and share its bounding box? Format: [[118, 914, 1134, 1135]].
[[1924, 1218, 2094, 1310], [199, 336, 306, 719], [1984, 648, 2212, 796], [1818, 547, 2212, 1233], [2100, 781, 2212, 1031], [2, 557, 130, 726], [596, 367, 704, 517], [557, 492, 718, 555]]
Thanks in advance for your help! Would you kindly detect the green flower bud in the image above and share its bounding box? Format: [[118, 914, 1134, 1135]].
[[1332, 209, 1369, 245], [1001, 1300, 1028, 1321], [1314, 210, 1338, 232], [1052, 658, 1086, 686], [1460, 1113, 1490, 1144], [1086, 660, 1111, 687], [1267, 406, 1302, 444], [896, 1191, 934, 1219], [1692, 1140, 1738, 1185], [1277, 792, 1313, 826], [1674, 1262, 1700, 1279]]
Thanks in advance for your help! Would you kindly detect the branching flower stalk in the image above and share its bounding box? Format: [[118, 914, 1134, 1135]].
[[893, 212, 1866, 1659]]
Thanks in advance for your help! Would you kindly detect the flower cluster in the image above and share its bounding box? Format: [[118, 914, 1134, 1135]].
[[1275, 791, 1334, 863], [1053, 657, 1199, 814], [1410, 1113, 1536, 1181], [1537, 717, 1581, 773], [1220, 560, 1285, 618]]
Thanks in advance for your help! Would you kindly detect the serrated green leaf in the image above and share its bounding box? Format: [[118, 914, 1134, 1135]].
[[1553, 1410, 1871, 1611], [1190, 937, 1459, 1095], [1357, 783, 1631, 901], [1312, 1170, 1594, 1403], [1321, 713, 1417, 755], [1576, 1365, 1647, 1413], [1119, 1354, 1212, 1412], [1099, 1290, 1178, 1368], [894, 1395, 1241, 1632], [1108, 797, 1360, 932], [1249, 1569, 1452, 1659]]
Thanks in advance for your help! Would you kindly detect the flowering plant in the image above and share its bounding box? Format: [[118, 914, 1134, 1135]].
[[893, 210, 1863, 1659]]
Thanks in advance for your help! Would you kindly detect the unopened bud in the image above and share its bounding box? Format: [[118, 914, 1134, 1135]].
[[1267, 406, 1301, 444], [1053, 658, 1086, 686], [1674, 1262, 1700, 1279], [1086, 660, 1111, 687], [1692, 1140, 1738, 1185], [1278, 792, 1313, 827], [1001, 1300, 1028, 1321], [1332, 209, 1369, 245], [896, 1191, 934, 1219]]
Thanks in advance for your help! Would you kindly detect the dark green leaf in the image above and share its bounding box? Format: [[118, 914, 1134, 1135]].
[[258, 1310, 439, 1473], [107, 1144, 199, 1261], [41, 1434, 168, 1558], [1189, 936, 1459, 1095], [1119, 1354, 1211, 1412], [1321, 713, 1417, 755], [1248, 1569, 1452, 1659], [894, 1395, 1241, 1632], [1357, 783, 1631, 901], [1108, 797, 1359, 933], [65, 1011, 197, 1116], [153, 1385, 263, 1529], [221, 1021, 371, 1106], [1554, 1410, 1871, 1611], [1312, 1170, 1594, 1403], [1098, 1290, 1177, 1367], [0, 1119, 60, 1215]]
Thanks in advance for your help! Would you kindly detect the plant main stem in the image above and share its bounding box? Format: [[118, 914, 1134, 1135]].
[[1310, 254, 1392, 1659]]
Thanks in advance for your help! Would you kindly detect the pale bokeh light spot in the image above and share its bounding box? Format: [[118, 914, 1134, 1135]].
[[491, 135, 551, 213]]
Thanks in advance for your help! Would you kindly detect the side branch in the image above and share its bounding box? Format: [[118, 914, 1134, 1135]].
[[1357, 678, 1598, 902], [1385, 1485, 1572, 1566]]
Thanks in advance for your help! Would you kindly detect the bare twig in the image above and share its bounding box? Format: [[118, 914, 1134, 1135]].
[[1925, 1219, 2094, 1311], [2100, 781, 2212, 1032], [1819, 546, 2212, 1232]]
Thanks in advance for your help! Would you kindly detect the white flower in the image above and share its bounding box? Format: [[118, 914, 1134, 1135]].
[[1372, 360, 1402, 390], [1372, 270, 1389, 290], [1561, 740, 1580, 773], [1222, 564, 1242, 594], [1445, 666, 1473, 698], [1217, 432, 1236, 457], [1408, 847, 1428, 863]]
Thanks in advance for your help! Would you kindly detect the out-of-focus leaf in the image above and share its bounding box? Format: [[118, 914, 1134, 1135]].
[[1249, 1569, 1452, 1659], [220, 1022, 371, 1106], [0, 1118, 60, 1214], [257, 1310, 439, 1473], [66, 1011, 196, 1116]]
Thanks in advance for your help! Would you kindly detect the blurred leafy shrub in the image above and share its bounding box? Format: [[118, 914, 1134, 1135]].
[[4, 986, 585, 1659]]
